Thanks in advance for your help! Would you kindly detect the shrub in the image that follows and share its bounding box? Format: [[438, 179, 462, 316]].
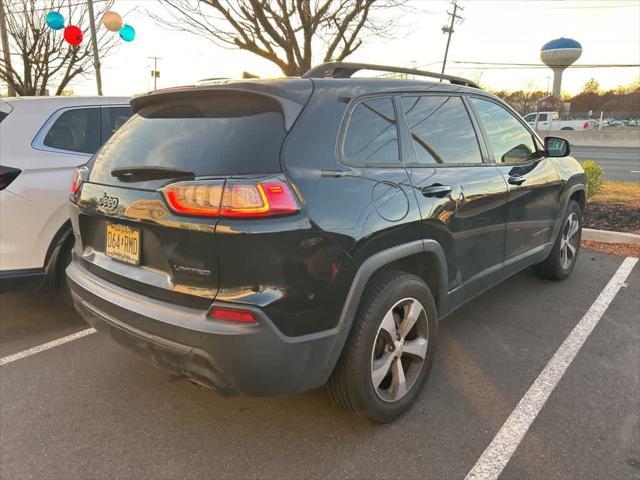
[[581, 160, 604, 198]]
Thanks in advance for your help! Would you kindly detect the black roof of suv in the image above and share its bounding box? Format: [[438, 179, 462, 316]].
[[68, 62, 586, 423]]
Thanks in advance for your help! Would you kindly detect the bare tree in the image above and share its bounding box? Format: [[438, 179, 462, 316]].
[[150, 0, 407, 76], [0, 0, 118, 96]]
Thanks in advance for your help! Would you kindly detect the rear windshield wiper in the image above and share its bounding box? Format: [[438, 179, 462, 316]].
[[111, 166, 195, 181]]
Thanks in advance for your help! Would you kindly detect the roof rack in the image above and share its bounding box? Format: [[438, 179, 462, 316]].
[[303, 62, 480, 88]]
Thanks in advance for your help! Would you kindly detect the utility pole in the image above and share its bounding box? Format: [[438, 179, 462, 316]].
[[440, 0, 464, 80], [0, 0, 16, 96], [86, 0, 102, 95], [148, 56, 161, 90]]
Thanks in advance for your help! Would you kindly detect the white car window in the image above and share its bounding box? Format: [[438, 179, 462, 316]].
[[43, 108, 101, 154]]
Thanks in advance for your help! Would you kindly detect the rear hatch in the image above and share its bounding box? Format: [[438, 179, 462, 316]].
[[74, 83, 311, 306]]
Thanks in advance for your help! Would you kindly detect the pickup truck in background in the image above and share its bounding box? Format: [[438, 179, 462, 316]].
[[523, 111, 596, 130]]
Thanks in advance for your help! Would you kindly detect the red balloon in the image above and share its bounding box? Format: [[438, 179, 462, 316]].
[[64, 25, 83, 46]]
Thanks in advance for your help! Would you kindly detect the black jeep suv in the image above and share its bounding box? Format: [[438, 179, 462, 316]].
[[67, 63, 586, 423]]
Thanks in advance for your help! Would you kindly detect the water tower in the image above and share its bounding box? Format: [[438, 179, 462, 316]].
[[540, 38, 582, 97]]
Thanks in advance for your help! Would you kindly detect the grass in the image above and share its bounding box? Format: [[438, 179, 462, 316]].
[[590, 181, 640, 205]]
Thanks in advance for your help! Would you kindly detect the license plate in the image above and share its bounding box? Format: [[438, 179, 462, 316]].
[[105, 223, 141, 265]]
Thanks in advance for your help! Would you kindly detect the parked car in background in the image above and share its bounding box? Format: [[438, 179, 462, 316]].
[[0, 96, 131, 292], [66, 63, 586, 423], [523, 111, 596, 130]]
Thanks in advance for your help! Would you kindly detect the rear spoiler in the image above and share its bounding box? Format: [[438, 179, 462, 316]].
[[130, 80, 313, 131]]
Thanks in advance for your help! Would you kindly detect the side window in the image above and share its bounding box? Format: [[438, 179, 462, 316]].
[[402, 96, 482, 165], [103, 106, 132, 144], [43, 108, 100, 154], [343, 97, 399, 165], [470, 98, 538, 164], [538, 113, 548, 122], [523, 113, 536, 123]]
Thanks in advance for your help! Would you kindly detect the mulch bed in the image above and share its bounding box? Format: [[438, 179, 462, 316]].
[[583, 201, 640, 235], [582, 240, 640, 258]]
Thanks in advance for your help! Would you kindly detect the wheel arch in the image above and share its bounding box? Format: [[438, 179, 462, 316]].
[[570, 187, 586, 213], [312, 240, 449, 389], [40, 219, 74, 290], [551, 183, 586, 243]]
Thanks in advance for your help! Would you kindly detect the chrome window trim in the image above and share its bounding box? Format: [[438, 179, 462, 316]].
[[31, 104, 129, 156]]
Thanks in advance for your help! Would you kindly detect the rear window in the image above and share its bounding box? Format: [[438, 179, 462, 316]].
[[89, 92, 286, 183]]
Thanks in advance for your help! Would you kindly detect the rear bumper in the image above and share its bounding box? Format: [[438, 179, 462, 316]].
[[66, 260, 342, 396]]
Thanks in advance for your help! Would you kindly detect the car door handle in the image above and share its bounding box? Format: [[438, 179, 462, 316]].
[[508, 175, 526, 186], [421, 185, 452, 198]]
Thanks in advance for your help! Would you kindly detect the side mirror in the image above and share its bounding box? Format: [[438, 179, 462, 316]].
[[544, 136, 571, 157]]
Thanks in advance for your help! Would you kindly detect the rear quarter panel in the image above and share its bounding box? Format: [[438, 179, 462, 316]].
[[276, 82, 425, 335]]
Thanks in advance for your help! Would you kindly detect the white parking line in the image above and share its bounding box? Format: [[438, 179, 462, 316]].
[[466, 256, 638, 480], [0, 328, 96, 367]]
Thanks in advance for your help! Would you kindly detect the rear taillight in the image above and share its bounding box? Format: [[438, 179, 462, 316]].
[[0, 166, 21, 191], [70, 169, 82, 195], [208, 307, 258, 324], [583, 121, 590, 129], [70, 165, 88, 202], [162, 177, 299, 218]]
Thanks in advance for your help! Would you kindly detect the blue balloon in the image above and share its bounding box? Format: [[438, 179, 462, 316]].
[[119, 24, 135, 42], [46, 11, 65, 30]]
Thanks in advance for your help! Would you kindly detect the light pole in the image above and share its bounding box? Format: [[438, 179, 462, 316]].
[[87, 0, 102, 95], [148, 56, 161, 90], [440, 0, 463, 80]]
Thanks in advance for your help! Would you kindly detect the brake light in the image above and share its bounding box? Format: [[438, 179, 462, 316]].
[[583, 121, 590, 129], [0, 166, 21, 191], [208, 307, 257, 324], [70, 169, 83, 195], [162, 178, 299, 218]]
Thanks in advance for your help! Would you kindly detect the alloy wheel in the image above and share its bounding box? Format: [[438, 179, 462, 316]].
[[370, 297, 429, 403], [560, 212, 580, 269]]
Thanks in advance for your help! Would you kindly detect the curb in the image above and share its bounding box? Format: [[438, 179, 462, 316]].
[[583, 228, 640, 245]]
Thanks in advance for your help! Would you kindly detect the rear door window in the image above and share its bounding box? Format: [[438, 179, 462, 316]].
[[401, 95, 482, 165], [342, 97, 400, 165], [89, 92, 287, 184], [43, 108, 101, 154], [102, 106, 132, 144]]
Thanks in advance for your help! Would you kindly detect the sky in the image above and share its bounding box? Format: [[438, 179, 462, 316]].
[[43, 0, 640, 96]]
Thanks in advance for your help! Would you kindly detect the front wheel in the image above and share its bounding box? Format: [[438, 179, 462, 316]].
[[534, 200, 582, 280], [327, 271, 437, 423]]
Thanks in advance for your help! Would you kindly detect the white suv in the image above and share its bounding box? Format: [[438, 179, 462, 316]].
[[0, 96, 131, 291]]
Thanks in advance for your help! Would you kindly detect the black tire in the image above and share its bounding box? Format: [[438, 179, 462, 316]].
[[327, 270, 437, 423], [560, 127, 574, 131], [534, 200, 582, 281]]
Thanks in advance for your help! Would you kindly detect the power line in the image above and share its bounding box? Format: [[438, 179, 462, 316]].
[[454, 61, 640, 68], [453, 65, 640, 70]]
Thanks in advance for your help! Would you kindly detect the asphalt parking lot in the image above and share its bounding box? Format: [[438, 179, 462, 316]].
[[1, 249, 638, 480]]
